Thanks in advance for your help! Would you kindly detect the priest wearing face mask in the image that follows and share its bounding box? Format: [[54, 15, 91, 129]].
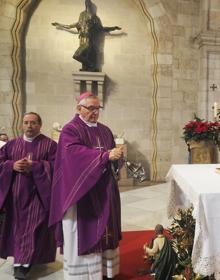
[[49, 92, 123, 280]]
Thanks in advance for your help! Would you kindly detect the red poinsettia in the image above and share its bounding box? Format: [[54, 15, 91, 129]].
[[183, 115, 220, 149]]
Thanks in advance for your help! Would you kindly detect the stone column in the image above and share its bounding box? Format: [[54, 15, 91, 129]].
[[74, 80, 81, 97], [86, 80, 93, 93], [97, 81, 104, 106], [194, 0, 220, 120]]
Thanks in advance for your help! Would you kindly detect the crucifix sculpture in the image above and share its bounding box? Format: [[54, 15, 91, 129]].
[[52, 0, 121, 72]]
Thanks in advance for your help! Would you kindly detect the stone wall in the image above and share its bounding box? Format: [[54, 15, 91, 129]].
[[0, 1, 17, 136], [25, 0, 153, 177], [1, 0, 218, 181], [144, 0, 201, 176]]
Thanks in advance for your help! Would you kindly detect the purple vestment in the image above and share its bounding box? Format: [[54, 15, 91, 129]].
[[49, 114, 121, 255], [0, 134, 57, 264]]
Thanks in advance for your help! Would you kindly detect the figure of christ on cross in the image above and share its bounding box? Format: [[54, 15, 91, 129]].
[[52, 0, 121, 72]]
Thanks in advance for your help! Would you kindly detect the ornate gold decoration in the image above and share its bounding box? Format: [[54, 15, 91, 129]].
[[11, 0, 29, 136], [11, 0, 40, 136], [189, 140, 217, 164]]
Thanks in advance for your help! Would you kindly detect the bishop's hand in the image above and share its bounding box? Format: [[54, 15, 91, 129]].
[[109, 147, 123, 161]]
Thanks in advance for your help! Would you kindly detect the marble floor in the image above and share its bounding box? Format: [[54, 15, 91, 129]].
[[0, 182, 171, 280]]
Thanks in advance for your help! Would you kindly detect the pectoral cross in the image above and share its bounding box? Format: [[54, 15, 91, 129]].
[[96, 137, 104, 151]]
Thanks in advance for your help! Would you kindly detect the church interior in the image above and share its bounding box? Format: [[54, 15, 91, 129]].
[[1, 0, 220, 279]]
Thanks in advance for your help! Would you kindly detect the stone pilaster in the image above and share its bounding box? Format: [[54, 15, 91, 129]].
[[73, 71, 105, 106]]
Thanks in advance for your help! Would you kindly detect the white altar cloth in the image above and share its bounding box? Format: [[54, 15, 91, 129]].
[[167, 164, 220, 276]]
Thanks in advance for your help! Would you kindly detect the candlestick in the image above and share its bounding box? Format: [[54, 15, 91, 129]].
[[214, 102, 218, 119]]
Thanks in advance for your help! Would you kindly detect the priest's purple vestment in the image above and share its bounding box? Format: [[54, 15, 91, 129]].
[[0, 134, 57, 264], [49, 114, 121, 255]]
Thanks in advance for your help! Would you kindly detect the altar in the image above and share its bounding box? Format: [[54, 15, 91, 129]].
[[166, 164, 220, 276]]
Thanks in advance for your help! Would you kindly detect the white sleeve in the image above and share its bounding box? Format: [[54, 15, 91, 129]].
[[145, 239, 159, 256]]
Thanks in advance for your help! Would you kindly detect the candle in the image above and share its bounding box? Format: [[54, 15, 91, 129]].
[[214, 102, 218, 119]]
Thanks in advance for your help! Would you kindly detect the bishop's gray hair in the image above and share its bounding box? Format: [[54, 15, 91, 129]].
[[78, 95, 98, 106]]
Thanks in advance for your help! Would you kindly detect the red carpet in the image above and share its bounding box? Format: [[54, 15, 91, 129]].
[[116, 230, 155, 280]]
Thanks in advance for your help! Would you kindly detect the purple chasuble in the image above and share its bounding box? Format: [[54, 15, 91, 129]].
[[49, 114, 121, 255], [0, 134, 57, 264]]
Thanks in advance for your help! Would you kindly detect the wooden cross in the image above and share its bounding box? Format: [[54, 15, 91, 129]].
[[210, 84, 217, 91]]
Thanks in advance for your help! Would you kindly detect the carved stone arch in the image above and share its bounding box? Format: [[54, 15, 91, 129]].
[[11, 0, 165, 180], [136, 0, 174, 180], [11, 0, 41, 137], [134, 0, 160, 180]]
